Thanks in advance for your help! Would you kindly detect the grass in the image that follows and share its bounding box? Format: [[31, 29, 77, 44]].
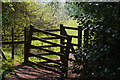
[[1, 51, 15, 79]]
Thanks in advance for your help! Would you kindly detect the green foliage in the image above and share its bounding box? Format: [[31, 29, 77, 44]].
[[2, 59, 14, 79], [69, 2, 120, 79], [2, 60, 14, 72], [2, 2, 69, 41]]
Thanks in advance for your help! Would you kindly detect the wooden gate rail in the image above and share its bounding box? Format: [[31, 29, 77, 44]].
[[32, 37, 66, 47], [69, 35, 78, 38], [33, 45, 59, 48], [28, 53, 64, 66], [62, 26, 78, 30], [44, 29, 60, 32], [31, 45, 63, 56], [41, 37, 60, 39], [33, 28, 67, 39]]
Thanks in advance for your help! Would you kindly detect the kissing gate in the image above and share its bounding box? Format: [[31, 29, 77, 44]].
[[24, 24, 85, 78]]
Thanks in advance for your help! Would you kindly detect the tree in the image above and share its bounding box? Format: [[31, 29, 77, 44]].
[[2, 2, 69, 41], [2, 2, 70, 58], [69, 2, 120, 79]]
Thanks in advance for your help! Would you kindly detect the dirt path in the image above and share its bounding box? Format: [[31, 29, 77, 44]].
[[6, 64, 61, 80], [5, 54, 78, 80]]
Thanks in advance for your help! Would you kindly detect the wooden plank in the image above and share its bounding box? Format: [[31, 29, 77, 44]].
[[78, 26, 82, 48], [31, 45, 63, 56], [60, 25, 73, 78], [28, 53, 63, 66], [2, 41, 24, 44], [27, 61, 62, 75], [32, 37, 66, 48], [45, 29, 60, 32], [60, 24, 65, 66], [33, 28, 67, 39], [24, 25, 34, 63], [24, 27, 28, 62], [64, 35, 72, 77], [63, 26, 78, 30], [70, 35, 78, 38], [11, 27, 14, 59], [37, 61, 50, 64], [36, 45, 58, 48], [38, 53, 58, 55], [41, 37, 60, 40]]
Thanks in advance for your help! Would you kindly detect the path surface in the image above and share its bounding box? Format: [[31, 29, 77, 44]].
[[5, 54, 79, 80]]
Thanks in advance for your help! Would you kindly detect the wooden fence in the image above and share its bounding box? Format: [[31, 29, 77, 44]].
[[2, 24, 89, 78], [23, 24, 89, 78], [2, 27, 25, 59]]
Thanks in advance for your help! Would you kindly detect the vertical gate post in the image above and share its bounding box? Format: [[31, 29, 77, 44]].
[[60, 24, 64, 63], [64, 35, 72, 78], [78, 26, 82, 49], [11, 27, 14, 59], [24, 25, 34, 63], [24, 27, 28, 62], [60, 24, 65, 77]]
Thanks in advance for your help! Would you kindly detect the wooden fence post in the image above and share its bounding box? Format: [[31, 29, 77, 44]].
[[60, 24, 64, 63], [11, 27, 14, 59], [24, 25, 34, 63], [24, 27, 28, 62], [78, 26, 82, 49], [60, 24, 65, 77], [64, 35, 72, 78]]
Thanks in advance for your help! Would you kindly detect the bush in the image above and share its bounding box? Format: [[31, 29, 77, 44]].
[[69, 2, 120, 79]]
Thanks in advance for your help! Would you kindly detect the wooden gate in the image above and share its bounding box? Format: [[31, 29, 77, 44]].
[[24, 24, 83, 78]]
